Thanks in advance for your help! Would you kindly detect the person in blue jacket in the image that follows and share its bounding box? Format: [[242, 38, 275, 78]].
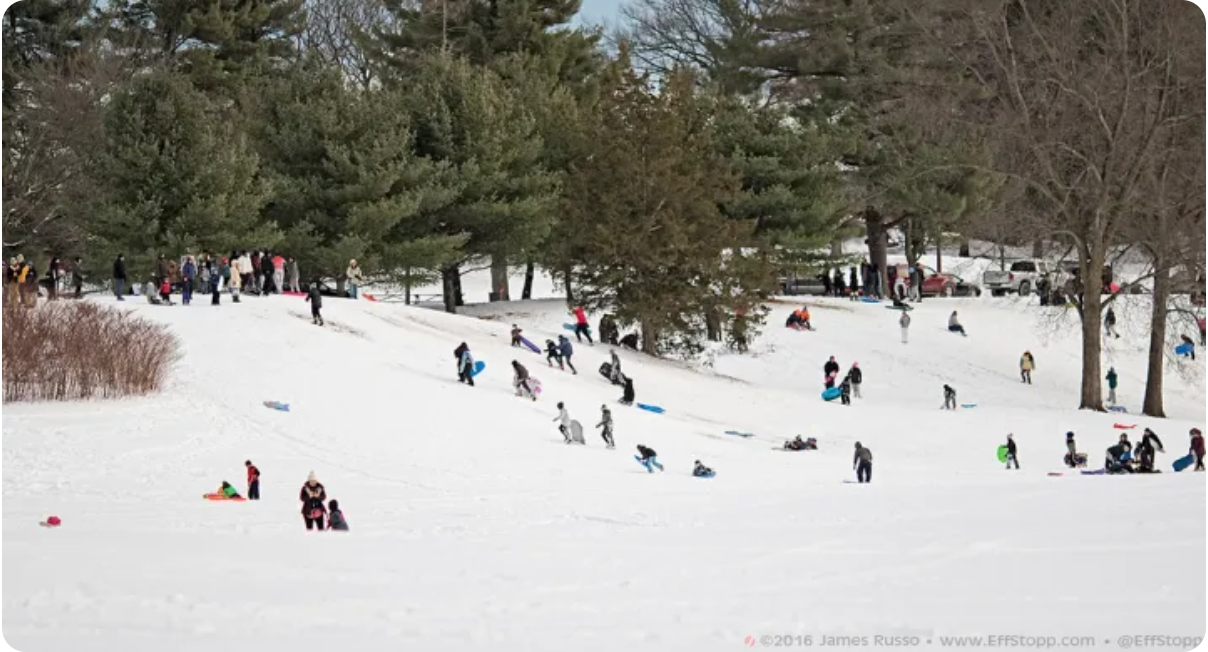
[[558, 335, 578, 375], [181, 256, 196, 305], [455, 342, 475, 387]]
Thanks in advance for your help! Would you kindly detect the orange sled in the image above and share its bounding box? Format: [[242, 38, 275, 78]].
[[203, 494, 246, 501]]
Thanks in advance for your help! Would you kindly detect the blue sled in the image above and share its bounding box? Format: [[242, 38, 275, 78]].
[[637, 403, 665, 414], [1081, 469, 1106, 475], [859, 297, 880, 304], [1108, 405, 1128, 413], [724, 431, 755, 438], [563, 323, 591, 334], [1173, 454, 1195, 472], [471, 360, 486, 377], [821, 387, 841, 401], [263, 401, 290, 412], [1175, 343, 1194, 357], [961, 403, 978, 409], [694, 471, 716, 479]]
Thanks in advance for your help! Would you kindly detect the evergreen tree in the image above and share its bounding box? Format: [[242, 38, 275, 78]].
[[253, 64, 468, 291], [562, 60, 773, 356], [92, 71, 276, 275]]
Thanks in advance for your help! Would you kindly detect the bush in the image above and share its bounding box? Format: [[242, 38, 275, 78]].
[[2, 301, 180, 402]]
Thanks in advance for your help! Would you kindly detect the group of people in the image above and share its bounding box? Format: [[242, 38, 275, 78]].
[[1054, 427, 1204, 474], [4, 254, 86, 307], [822, 356, 863, 406], [208, 463, 349, 531]]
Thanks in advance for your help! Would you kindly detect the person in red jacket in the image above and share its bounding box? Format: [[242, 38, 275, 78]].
[[572, 306, 593, 344], [245, 460, 261, 500], [1190, 428, 1205, 472]]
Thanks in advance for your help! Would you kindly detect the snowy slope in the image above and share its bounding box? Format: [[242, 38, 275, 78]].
[[3, 274, 1204, 652]]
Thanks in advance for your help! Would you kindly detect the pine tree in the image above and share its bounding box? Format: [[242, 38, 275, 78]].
[[92, 72, 276, 275]]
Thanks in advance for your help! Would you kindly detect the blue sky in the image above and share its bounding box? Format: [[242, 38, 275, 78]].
[[575, 0, 625, 28]]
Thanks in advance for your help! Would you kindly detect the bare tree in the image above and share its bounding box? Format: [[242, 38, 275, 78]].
[[299, 0, 394, 89]]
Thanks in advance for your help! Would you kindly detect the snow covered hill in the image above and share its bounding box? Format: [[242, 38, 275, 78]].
[[3, 273, 1204, 652]]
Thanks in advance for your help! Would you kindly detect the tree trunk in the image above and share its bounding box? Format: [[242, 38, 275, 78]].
[[1142, 249, 1170, 417], [959, 238, 970, 258], [864, 208, 890, 294], [1078, 245, 1106, 410], [830, 237, 843, 257], [441, 265, 458, 314], [453, 269, 464, 306], [705, 309, 723, 342], [490, 254, 510, 302], [522, 259, 535, 300], [1032, 238, 1045, 259], [640, 321, 658, 356], [562, 266, 574, 304], [936, 231, 944, 273], [404, 267, 412, 305]]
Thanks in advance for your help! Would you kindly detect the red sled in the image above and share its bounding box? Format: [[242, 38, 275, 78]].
[[1113, 423, 1136, 429]]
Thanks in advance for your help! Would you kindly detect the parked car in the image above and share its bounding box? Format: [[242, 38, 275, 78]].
[[920, 266, 982, 297], [982, 260, 1055, 296], [778, 275, 827, 296]]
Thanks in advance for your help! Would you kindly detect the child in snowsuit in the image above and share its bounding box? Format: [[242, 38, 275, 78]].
[[300, 472, 327, 531], [545, 340, 564, 370], [899, 311, 911, 344], [553, 402, 572, 442], [558, 335, 577, 374], [215, 481, 241, 499], [1190, 428, 1204, 471], [1180, 335, 1196, 360], [1020, 351, 1034, 384], [849, 363, 862, 398], [455, 343, 475, 386], [596, 405, 616, 448], [1064, 432, 1086, 468], [512, 360, 535, 400], [693, 460, 714, 477], [853, 442, 873, 483], [1004, 434, 1019, 469], [823, 356, 840, 386], [305, 281, 324, 325], [1104, 308, 1119, 338], [620, 376, 635, 405], [943, 384, 957, 410], [245, 460, 260, 500], [327, 500, 349, 531], [635, 445, 664, 472], [158, 278, 173, 305], [839, 375, 852, 406]]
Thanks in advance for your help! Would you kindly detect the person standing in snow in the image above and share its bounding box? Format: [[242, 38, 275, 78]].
[[899, 311, 911, 344], [272, 253, 285, 295], [1189, 428, 1204, 472], [511, 360, 534, 399], [596, 405, 615, 448], [1064, 432, 1084, 468], [839, 374, 853, 406], [544, 339, 564, 370], [1105, 366, 1118, 404], [849, 363, 863, 399], [181, 256, 196, 305], [1137, 428, 1165, 473], [553, 402, 572, 442], [112, 254, 128, 300], [299, 472, 327, 531], [245, 460, 260, 500], [288, 257, 300, 293], [1004, 434, 1019, 469], [571, 306, 593, 344], [1019, 351, 1035, 384], [346, 259, 364, 299], [305, 280, 324, 325], [942, 384, 957, 410], [251, 251, 262, 293], [71, 257, 85, 299], [260, 252, 275, 295], [823, 356, 840, 388], [510, 324, 523, 347], [609, 349, 622, 384], [327, 500, 349, 531], [635, 445, 664, 472], [455, 342, 475, 386], [620, 376, 635, 406], [853, 442, 873, 483], [1104, 307, 1119, 339], [558, 335, 577, 374], [948, 310, 967, 336]]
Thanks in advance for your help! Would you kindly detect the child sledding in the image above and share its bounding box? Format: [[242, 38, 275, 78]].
[[692, 460, 715, 478], [783, 436, 818, 451], [786, 307, 813, 331], [203, 481, 244, 501]]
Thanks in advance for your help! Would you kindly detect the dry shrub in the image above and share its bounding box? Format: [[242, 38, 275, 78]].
[[2, 301, 180, 402]]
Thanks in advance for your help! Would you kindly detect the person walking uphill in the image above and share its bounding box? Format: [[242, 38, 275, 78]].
[[1106, 366, 1118, 404], [824, 356, 840, 388], [1004, 434, 1019, 469], [572, 306, 593, 344], [1019, 351, 1035, 384], [346, 259, 364, 299], [455, 342, 475, 386], [596, 405, 616, 448], [899, 310, 911, 344], [112, 254, 128, 300], [305, 281, 324, 325], [558, 335, 578, 374], [245, 460, 260, 500], [853, 442, 873, 483], [272, 253, 285, 295], [1190, 428, 1205, 472], [635, 445, 664, 472], [553, 402, 572, 442], [300, 472, 327, 531], [511, 360, 535, 400]]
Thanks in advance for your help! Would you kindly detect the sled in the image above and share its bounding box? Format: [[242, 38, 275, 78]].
[[203, 494, 246, 501], [263, 401, 290, 412], [1113, 423, 1135, 430], [961, 403, 978, 408], [518, 336, 542, 354], [1047, 472, 1064, 477], [471, 360, 486, 377], [1175, 343, 1193, 357], [363, 293, 378, 302], [1108, 405, 1128, 413], [694, 471, 716, 479], [1173, 454, 1195, 472], [637, 403, 665, 414], [1080, 469, 1106, 475], [568, 420, 586, 444], [821, 387, 841, 401], [563, 323, 591, 334], [885, 304, 914, 312], [996, 445, 1009, 463], [724, 430, 755, 438], [859, 297, 880, 304]]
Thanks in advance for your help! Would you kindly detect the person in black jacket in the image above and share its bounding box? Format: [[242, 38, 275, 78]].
[[620, 376, 635, 405], [849, 363, 863, 399], [943, 384, 957, 410], [260, 253, 275, 295], [839, 374, 853, 406], [299, 472, 327, 531], [112, 254, 127, 300], [1136, 428, 1165, 473], [71, 257, 84, 299], [853, 442, 873, 483], [1004, 434, 1019, 469], [305, 281, 324, 325], [823, 356, 840, 388]]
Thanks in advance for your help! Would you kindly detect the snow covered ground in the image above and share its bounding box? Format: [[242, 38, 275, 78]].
[[3, 266, 1204, 652]]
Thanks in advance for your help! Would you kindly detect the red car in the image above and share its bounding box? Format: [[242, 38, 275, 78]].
[[920, 266, 982, 297]]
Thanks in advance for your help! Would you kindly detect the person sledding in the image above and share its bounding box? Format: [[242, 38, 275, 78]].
[[204, 481, 243, 500], [553, 402, 573, 443], [1136, 428, 1165, 473], [512, 360, 536, 400], [596, 405, 616, 448], [786, 307, 812, 331], [635, 444, 664, 472], [620, 376, 635, 406], [1064, 432, 1087, 468], [1178, 335, 1196, 360], [783, 435, 817, 451], [510, 324, 523, 347], [1004, 434, 1019, 470], [455, 342, 475, 387], [823, 356, 840, 388], [692, 460, 715, 478], [327, 500, 350, 531], [948, 311, 967, 336], [545, 339, 565, 370], [300, 471, 328, 531], [1105, 440, 1134, 474]]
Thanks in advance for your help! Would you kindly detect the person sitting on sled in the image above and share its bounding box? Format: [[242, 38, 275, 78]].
[[693, 460, 715, 477], [208, 481, 241, 500], [784, 435, 807, 451]]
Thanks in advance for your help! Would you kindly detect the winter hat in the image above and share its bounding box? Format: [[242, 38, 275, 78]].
[[307, 471, 317, 483], [328, 499, 339, 511], [853, 362, 859, 368], [245, 460, 253, 466], [45, 516, 61, 526], [854, 441, 862, 448], [557, 402, 564, 409], [1192, 428, 1202, 436], [1066, 432, 1075, 439]]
